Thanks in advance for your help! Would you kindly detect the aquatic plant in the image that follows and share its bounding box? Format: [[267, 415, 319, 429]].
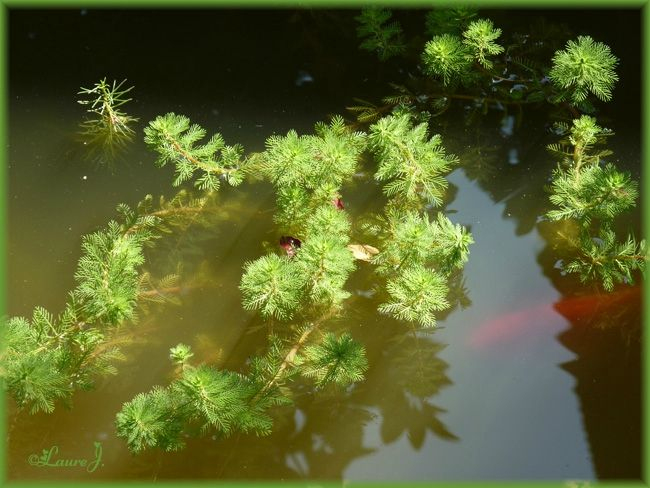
[[114, 107, 471, 452], [352, 12, 618, 122], [144, 113, 246, 190], [8, 9, 640, 464], [368, 113, 458, 208], [77, 78, 138, 158], [355, 7, 405, 61], [1, 190, 219, 414], [422, 19, 504, 86], [549, 36, 619, 105], [352, 8, 641, 291], [545, 116, 645, 290], [1, 217, 153, 413]]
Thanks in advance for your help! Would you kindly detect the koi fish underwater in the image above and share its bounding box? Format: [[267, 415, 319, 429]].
[[468, 285, 642, 349]]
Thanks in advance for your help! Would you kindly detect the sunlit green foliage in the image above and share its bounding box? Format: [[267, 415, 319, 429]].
[[73, 222, 148, 325], [422, 34, 473, 86], [144, 113, 246, 190], [303, 205, 351, 242], [378, 265, 450, 328], [422, 19, 503, 84], [369, 113, 458, 208], [547, 164, 638, 224], [373, 210, 473, 276], [300, 333, 368, 387], [355, 7, 405, 61], [261, 116, 366, 231], [116, 331, 366, 453], [549, 36, 619, 104], [115, 357, 280, 453], [0, 193, 201, 414], [296, 235, 356, 307], [1, 315, 72, 414], [547, 115, 614, 170], [546, 115, 644, 289], [240, 255, 305, 321], [462, 19, 504, 69], [565, 225, 646, 291], [2, 215, 153, 411]]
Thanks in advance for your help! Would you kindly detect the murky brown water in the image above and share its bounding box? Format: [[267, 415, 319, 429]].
[[7, 9, 642, 482]]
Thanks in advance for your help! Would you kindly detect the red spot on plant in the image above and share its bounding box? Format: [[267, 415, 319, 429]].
[[279, 236, 301, 257], [332, 197, 344, 210]]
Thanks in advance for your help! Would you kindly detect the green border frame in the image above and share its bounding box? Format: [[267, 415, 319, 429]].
[[0, 1, 647, 487]]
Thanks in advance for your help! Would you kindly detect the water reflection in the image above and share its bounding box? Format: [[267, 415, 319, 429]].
[[374, 331, 458, 448], [536, 227, 642, 479]]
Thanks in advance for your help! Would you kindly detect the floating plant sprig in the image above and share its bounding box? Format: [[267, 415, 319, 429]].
[[77, 78, 138, 157]]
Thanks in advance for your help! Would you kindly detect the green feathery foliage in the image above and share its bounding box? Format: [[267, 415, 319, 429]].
[[1, 315, 72, 414], [169, 343, 194, 367], [77, 78, 138, 155], [240, 254, 305, 321], [1, 191, 192, 414], [545, 114, 644, 289], [261, 116, 366, 231], [303, 204, 351, 242], [115, 356, 284, 454], [462, 19, 504, 69], [424, 7, 478, 36], [144, 113, 246, 190], [355, 7, 405, 61], [299, 333, 368, 387], [547, 164, 638, 224], [549, 36, 619, 105], [369, 113, 458, 208], [118, 332, 367, 454], [1, 299, 129, 413], [565, 225, 646, 291], [263, 116, 366, 190], [378, 265, 450, 327], [422, 19, 503, 84], [73, 221, 149, 325], [546, 115, 613, 170], [296, 234, 356, 307], [373, 210, 473, 276], [422, 34, 473, 86]]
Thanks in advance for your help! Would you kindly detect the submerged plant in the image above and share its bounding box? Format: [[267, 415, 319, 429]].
[[1, 189, 219, 414], [355, 7, 405, 61]]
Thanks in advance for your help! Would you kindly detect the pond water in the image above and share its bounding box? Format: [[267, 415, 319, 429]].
[[6, 9, 642, 482]]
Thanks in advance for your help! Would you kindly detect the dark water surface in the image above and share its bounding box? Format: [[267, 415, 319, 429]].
[[7, 8, 642, 481]]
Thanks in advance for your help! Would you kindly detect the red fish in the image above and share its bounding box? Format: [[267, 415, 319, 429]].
[[468, 285, 641, 349]]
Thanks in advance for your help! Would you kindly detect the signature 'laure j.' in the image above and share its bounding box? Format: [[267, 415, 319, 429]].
[[28, 441, 103, 473]]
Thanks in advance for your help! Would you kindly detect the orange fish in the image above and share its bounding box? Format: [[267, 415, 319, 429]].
[[468, 285, 641, 349]]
